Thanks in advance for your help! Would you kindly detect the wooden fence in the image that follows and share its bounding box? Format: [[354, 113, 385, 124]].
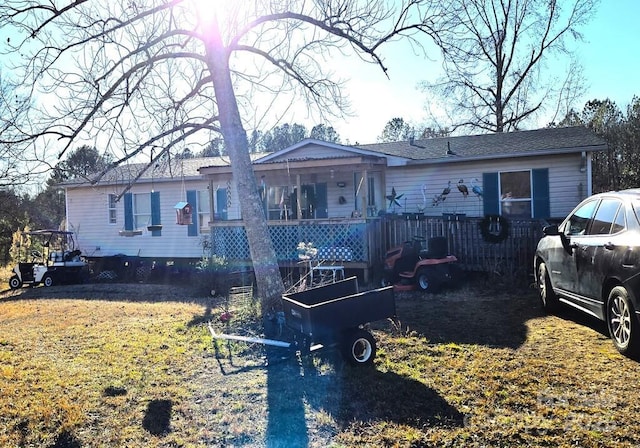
[[378, 215, 546, 280]]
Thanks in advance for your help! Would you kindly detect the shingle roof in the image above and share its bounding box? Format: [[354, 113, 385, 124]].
[[64, 155, 236, 185], [355, 126, 607, 161], [65, 126, 607, 186]]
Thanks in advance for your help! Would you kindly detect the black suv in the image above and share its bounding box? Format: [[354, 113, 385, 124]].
[[534, 189, 640, 357]]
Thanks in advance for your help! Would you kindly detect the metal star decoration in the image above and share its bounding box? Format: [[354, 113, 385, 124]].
[[386, 187, 404, 208]]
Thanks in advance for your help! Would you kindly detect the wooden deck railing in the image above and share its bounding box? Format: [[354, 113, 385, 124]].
[[377, 215, 546, 279], [209, 215, 546, 281]]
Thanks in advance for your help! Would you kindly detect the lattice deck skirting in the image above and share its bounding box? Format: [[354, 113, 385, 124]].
[[211, 222, 368, 262]]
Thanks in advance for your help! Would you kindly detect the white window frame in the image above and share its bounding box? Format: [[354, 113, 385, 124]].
[[108, 194, 117, 224], [133, 193, 151, 229], [197, 189, 210, 231], [499, 170, 533, 218]]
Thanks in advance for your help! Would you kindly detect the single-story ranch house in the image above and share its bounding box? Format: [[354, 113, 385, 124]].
[[63, 126, 606, 282]]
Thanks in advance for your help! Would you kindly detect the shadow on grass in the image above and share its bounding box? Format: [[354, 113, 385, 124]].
[[262, 346, 463, 448], [392, 288, 543, 349], [0, 283, 212, 306], [49, 430, 82, 448], [142, 399, 173, 436], [553, 304, 609, 338]]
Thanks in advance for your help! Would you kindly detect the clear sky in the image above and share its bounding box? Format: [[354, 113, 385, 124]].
[[321, 0, 640, 145]]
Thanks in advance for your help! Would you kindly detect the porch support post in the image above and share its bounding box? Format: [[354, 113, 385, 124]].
[[362, 168, 368, 214], [208, 180, 215, 225], [296, 174, 302, 219]]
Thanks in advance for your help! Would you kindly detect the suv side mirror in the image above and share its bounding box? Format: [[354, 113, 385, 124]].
[[542, 224, 560, 236]]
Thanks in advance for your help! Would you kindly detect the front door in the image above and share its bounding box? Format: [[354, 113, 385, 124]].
[[215, 188, 228, 221]]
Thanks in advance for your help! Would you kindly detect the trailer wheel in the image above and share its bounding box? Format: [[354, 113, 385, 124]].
[[9, 275, 22, 290], [342, 329, 376, 366], [42, 274, 55, 287]]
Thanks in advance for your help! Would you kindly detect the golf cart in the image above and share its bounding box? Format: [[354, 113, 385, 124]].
[[8, 229, 89, 289]]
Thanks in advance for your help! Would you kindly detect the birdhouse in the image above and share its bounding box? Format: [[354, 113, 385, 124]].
[[175, 201, 193, 225]]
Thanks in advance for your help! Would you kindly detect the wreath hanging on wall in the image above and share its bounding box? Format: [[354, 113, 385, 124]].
[[479, 215, 510, 244]]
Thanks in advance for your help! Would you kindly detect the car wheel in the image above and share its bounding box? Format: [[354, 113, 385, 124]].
[[342, 329, 376, 366], [416, 267, 439, 293], [607, 286, 640, 357], [537, 262, 558, 312], [43, 274, 55, 287], [9, 275, 22, 290]]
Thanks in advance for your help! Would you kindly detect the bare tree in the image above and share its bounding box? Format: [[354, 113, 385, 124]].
[[422, 0, 597, 133], [0, 71, 39, 188], [0, 0, 442, 313]]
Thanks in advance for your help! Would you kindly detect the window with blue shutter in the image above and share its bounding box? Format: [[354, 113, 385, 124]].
[[483, 169, 550, 218]]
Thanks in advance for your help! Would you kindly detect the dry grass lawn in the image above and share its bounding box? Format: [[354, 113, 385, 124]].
[[1, 280, 640, 447]]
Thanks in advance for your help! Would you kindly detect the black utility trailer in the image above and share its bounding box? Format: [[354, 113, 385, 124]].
[[209, 277, 396, 365]]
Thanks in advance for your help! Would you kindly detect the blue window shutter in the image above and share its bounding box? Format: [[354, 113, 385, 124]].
[[482, 172, 499, 215], [532, 168, 550, 219], [151, 191, 161, 236], [124, 193, 133, 231], [187, 190, 198, 236]]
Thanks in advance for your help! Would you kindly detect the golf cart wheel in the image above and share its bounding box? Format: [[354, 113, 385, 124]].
[[9, 275, 22, 290], [342, 329, 376, 366], [42, 274, 55, 287], [416, 267, 439, 293], [607, 286, 640, 357]]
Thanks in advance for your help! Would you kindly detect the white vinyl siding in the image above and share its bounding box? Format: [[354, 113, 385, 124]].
[[384, 153, 588, 219], [65, 181, 212, 259]]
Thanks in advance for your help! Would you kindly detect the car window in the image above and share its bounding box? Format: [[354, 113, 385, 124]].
[[564, 200, 599, 236], [611, 205, 626, 234], [589, 199, 622, 235], [632, 199, 640, 224]]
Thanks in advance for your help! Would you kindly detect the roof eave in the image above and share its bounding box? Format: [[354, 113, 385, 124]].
[[404, 144, 607, 166]]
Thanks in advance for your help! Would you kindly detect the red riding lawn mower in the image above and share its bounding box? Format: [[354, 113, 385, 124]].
[[381, 236, 460, 293]]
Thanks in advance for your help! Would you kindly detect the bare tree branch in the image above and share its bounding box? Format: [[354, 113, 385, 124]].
[[422, 0, 597, 133], [0, 0, 445, 313]]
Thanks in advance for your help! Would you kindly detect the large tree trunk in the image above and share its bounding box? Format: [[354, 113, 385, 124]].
[[205, 22, 284, 315]]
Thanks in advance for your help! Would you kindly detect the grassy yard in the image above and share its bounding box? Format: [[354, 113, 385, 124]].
[[1, 280, 639, 447]]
